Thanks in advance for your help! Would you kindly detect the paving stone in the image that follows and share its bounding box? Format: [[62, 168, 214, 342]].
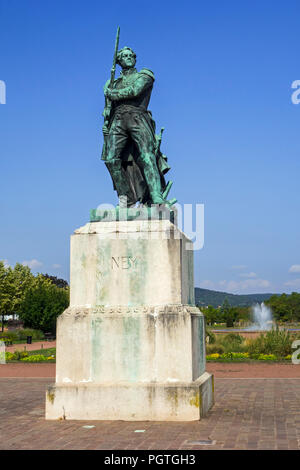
[[0, 378, 299, 450]]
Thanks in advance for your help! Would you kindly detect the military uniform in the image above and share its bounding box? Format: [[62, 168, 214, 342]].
[[101, 67, 170, 205]]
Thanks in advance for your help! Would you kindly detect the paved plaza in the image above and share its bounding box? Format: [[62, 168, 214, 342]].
[[0, 377, 300, 450]]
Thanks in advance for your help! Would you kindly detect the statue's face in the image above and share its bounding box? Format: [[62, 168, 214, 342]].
[[119, 50, 136, 69]]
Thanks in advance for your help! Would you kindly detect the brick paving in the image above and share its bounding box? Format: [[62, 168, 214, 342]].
[[0, 363, 55, 378], [0, 377, 299, 450], [1, 362, 299, 378], [207, 362, 300, 378]]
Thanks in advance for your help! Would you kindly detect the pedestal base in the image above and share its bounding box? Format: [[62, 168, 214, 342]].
[[45, 220, 214, 421], [46, 372, 214, 421]]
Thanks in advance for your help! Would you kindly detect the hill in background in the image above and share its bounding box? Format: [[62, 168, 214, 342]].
[[195, 287, 275, 307]]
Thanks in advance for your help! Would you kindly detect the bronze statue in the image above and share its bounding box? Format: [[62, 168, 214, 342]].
[[101, 28, 175, 207]]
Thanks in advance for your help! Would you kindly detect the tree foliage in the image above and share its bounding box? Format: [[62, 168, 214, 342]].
[[200, 302, 251, 327], [0, 262, 14, 331], [0, 261, 69, 333], [0, 262, 35, 332], [11, 263, 35, 316], [201, 291, 300, 326], [265, 292, 300, 322], [19, 275, 69, 333], [41, 274, 69, 289]]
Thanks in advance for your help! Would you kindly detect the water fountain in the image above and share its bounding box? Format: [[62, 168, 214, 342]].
[[246, 302, 274, 331], [211, 301, 299, 337]]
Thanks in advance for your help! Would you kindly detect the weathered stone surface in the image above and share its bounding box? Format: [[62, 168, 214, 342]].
[[45, 220, 214, 420], [70, 220, 194, 308], [46, 373, 214, 421], [55, 306, 205, 385]]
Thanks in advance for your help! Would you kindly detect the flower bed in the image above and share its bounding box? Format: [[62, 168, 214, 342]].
[[21, 354, 55, 362], [206, 352, 292, 362], [4, 348, 56, 363], [205, 328, 299, 362]]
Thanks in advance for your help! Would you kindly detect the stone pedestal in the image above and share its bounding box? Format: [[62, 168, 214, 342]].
[[46, 219, 214, 421]]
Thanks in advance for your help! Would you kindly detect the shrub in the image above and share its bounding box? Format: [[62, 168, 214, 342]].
[[206, 352, 250, 361], [206, 353, 220, 360], [216, 333, 248, 353], [4, 351, 29, 361], [16, 329, 44, 341], [21, 355, 48, 362], [5, 352, 14, 361], [247, 328, 292, 358], [4, 350, 56, 362], [222, 333, 244, 344], [0, 328, 44, 343], [206, 344, 225, 355], [206, 351, 284, 361], [223, 352, 249, 359], [12, 351, 28, 360], [257, 354, 277, 361], [0, 331, 19, 342]]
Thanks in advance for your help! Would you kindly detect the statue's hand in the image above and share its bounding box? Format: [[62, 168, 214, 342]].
[[103, 79, 110, 94], [102, 107, 110, 120], [105, 88, 118, 101], [102, 125, 109, 136]]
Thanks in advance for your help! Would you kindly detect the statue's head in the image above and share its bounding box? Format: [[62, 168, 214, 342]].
[[117, 47, 136, 69]]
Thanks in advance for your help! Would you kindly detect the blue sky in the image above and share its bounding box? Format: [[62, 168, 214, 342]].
[[1, 0, 300, 294]]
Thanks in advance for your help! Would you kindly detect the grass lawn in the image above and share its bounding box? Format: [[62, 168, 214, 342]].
[[27, 347, 56, 357], [11, 339, 46, 344]]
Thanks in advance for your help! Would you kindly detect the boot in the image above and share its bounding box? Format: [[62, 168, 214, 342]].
[[105, 160, 135, 206], [136, 154, 166, 205]]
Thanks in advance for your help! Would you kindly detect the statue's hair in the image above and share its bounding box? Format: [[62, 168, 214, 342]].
[[117, 47, 136, 65]]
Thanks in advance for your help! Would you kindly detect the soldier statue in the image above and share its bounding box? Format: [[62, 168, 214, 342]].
[[101, 29, 175, 207]]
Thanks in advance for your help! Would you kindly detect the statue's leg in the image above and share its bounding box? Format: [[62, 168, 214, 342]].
[[130, 114, 166, 204], [135, 153, 166, 204], [105, 159, 135, 206], [105, 117, 136, 206]]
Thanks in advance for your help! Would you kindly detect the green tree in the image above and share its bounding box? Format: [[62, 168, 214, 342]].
[[41, 274, 68, 289], [19, 275, 69, 333], [0, 262, 36, 331], [234, 306, 251, 324], [0, 262, 15, 332], [11, 263, 35, 318], [266, 293, 300, 323], [220, 297, 234, 327], [202, 305, 218, 325], [289, 292, 300, 321]]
